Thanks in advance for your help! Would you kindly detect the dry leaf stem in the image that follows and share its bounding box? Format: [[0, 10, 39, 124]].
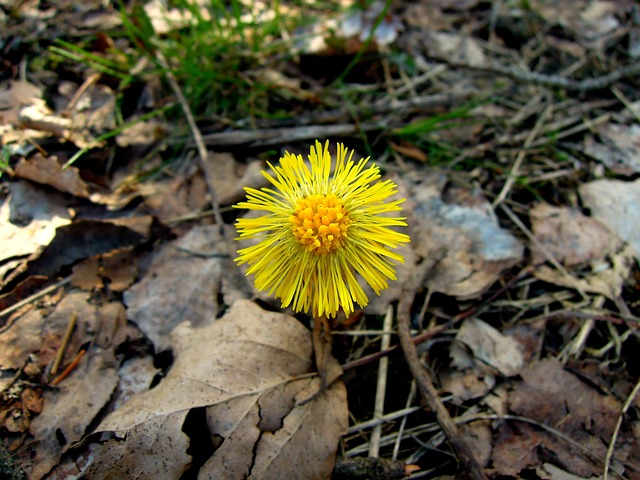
[[50, 312, 77, 376], [397, 286, 488, 480]]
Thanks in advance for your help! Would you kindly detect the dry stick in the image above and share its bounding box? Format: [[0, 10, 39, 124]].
[[396, 287, 488, 480], [369, 305, 393, 457], [0, 277, 72, 321], [392, 380, 417, 461], [492, 101, 552, 208], [50, 349, 86, 386], [445, 59, 640, 91], [63, 72, 101, 116], [156, 52, 224, 230], [192, 91, 476, 148], [50, 312, 77, 376], [342, 267, 532, 372], [604, 377, 640, 480]]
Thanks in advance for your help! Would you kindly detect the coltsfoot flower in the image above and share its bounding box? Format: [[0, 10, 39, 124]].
[[234, 140, 410, 318]]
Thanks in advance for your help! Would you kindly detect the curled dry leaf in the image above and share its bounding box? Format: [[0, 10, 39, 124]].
[[14, 153, 90, 198], [452, 318, 524, 378], [87, 300, 348, 480], [442, 318, 524, 402]]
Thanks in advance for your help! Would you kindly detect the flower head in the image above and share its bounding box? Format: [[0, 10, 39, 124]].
[[234, 140, 410, 318]]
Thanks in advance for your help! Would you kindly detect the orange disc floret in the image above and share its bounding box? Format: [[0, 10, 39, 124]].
[[290, 194, 350, 254]]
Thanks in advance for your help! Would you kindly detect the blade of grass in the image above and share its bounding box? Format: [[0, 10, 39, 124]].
[[62, 105, 173, 169]]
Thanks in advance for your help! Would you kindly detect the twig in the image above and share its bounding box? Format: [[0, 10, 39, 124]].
[[492, 101, 551, 207], [0, 277, 72, 322], [50, 312, 77, 376], [347, 406, 423, 435], [604, 377, 640, 480], [393, 380, 417, 461], [156, 52, 224, 229], [50, 349, 86, 386], [196, 123, 382, 148], [62, 72, 101, 116], [445, 59, 640, 91], [396, 285, 488, 480], [369, 306, 393, 457], [341, 267, 531, 372]]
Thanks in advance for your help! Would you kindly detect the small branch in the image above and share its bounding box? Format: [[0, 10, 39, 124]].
[[0, 277, 72, 322], [445, 59, 640, 91], [396, 286, 488, 480], [342, 267, 532, 372]]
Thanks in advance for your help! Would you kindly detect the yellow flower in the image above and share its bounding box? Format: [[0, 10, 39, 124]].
[[234, 140, 410, 318]]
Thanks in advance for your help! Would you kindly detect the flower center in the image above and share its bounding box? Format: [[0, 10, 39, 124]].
[[290, 194, 350, 255]]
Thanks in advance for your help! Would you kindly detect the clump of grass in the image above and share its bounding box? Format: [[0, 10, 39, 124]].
[[121, 0, 319, 122]]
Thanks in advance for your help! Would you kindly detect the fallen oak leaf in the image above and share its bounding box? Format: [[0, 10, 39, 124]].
[[85, 300, 347, 480]]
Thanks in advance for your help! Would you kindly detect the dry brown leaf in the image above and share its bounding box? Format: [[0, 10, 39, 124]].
[[579, 178, 640, 258], [0, 80, 43, 125], [27, 352, 119, 480], [0, 181, 72, 284], [63, 82, 116, 134], [14, 153, 90, 198], [453, 318, 524, 377], [87, 300, 348, 480], [115, 117, 168, 148], [585, 123, 640, 175], [530, 202, 635, 298], [205, 152, 267, 205], [71, 247, 138, 292], [124, 224, 250, 351], [440, 369, 495, 403], [23, 216, 155, 283], [492, 357, 622, 478], [442, 318, 523, 403], [530, 203, 620, 267], [401, 174, 523, 299], [105, 356, 160, 415], [534, 244, 636, 299]]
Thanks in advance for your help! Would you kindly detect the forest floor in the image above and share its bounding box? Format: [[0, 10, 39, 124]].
[[1, 1, 640, 479]]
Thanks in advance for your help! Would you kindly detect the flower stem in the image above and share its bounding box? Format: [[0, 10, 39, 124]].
[[312, 314, 332, 391]]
